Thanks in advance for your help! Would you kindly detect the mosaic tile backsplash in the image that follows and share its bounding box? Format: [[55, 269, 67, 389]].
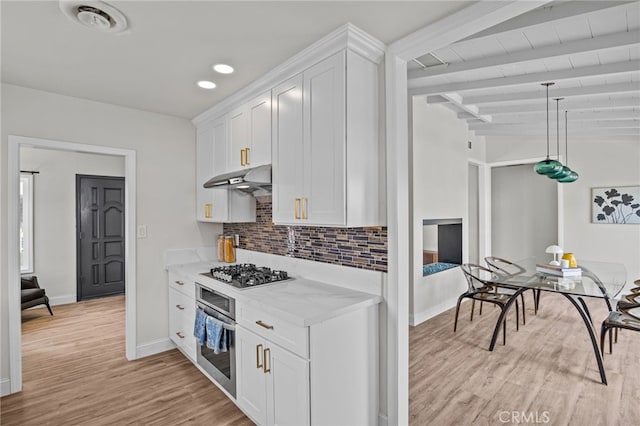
[[223, 197, 388, 272]]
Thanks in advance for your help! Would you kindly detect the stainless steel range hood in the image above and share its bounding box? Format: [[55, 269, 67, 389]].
[[203, 164, 271, 195]]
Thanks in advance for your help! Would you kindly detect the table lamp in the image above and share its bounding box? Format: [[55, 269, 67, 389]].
[[546, 245, 563, 266]]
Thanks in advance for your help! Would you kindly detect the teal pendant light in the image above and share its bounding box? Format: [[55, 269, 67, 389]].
[[557, 110, 579, 183], [534, 83, 563, 175], [548, 97, 572, 180]]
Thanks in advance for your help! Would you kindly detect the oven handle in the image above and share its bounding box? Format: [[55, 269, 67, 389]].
[[196, 302, 236, 331]]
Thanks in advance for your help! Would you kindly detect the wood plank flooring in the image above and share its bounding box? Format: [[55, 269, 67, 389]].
[[410, 292, 640, 425], [0, 296, 253, 426]]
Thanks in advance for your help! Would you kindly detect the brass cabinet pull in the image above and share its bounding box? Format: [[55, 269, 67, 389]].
[[240, 149, 245, 166], [301, 197, 308, 220], [263, 348, 271, 373], [176, 332, 185, 339], [294, 198, 301, 219], [175, 281, 184, 286], [175, 304, 184, 310], [245, 147, 250, 165], [256, 344, 263, 369], [204, 203, 212, 218], [255, 320, 274, 330]]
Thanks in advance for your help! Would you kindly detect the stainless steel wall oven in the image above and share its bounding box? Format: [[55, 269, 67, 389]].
[[195, 283, 236, 397]]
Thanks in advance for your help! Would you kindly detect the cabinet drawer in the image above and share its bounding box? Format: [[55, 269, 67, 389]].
[[169, 287, 196, 360], [237, 304, 309, 359], [168, 272, 195, 297]]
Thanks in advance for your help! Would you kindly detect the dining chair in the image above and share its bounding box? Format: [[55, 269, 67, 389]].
[[456, 264, 520, 347], [600, 305, 640, 355], [484, 256, 534, 321]]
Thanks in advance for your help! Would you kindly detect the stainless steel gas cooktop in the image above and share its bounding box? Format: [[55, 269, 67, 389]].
[[201, 263, 291, 289]]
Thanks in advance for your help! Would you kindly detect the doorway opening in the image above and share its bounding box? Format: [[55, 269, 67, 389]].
[[7, 135, 137, 395]]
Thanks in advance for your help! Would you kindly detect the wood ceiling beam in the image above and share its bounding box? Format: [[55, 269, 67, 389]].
[[477, 97, 640, 114], [458, 1, 636, 44], [462, 109, 640, 123], [409, 60, 640, 95], [473, 127, 640, 136], [461, 82, 640, 105], [468, 119, 640, 131], [438, 93, 492, 122], [409, 30, 640, 81]]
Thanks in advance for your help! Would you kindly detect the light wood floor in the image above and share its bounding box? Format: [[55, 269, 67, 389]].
[[410, 292, 639, 425], [0, 296, 252, 426]]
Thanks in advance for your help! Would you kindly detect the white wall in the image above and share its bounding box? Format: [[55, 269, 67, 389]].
[[410, 99, 485, 325], [1, 84, 223, 383], [487, 136, 640, 285], [20, 148, 125, 304]]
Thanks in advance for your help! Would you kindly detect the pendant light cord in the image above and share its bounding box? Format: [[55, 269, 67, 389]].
[[554, 98, 563, 160], [546, 84, 550, 158], [565, 110, 569, 166]]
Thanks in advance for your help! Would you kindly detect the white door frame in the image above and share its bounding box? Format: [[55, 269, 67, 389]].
[[384, 2, 551, 423], [7, 135, 137, 394]]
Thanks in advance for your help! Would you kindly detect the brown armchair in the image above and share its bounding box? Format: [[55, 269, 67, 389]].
[[21, 276, 53, 315]]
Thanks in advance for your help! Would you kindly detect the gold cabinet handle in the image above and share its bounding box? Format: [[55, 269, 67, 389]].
[[204, 203, 212, 218], [294, 198, 301, 219], [256, 344, 263, 369], [176, 332, 185, 339], [263, 348, 271, 373], [302, 197, 307, 220], [256, 320, 274, 330], [245, 147, 250, 165], [175, 281, 184, 286], [240, 148, 245, 166], [175, 304, 184, 310]]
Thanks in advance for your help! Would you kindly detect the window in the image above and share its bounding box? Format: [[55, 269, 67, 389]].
[[20, 173, 34, 274]]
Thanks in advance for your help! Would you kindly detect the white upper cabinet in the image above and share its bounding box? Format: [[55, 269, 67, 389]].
[[193, 24, 385, 226], [229, 91, 272, 170], [272, 49, 382, 227], [272, 74, 304, 224], [196, 116, 255, 223]]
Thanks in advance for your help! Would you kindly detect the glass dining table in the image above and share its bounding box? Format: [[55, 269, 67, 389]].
[[484, 258, 627, 385]]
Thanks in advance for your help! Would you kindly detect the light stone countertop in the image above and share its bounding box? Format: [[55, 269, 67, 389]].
[[167, 261, 382, 327]]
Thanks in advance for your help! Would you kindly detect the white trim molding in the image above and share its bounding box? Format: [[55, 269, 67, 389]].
[[192, 22, 385, 125], [6, 135, 137, 395], [48, 295, 77, 306]]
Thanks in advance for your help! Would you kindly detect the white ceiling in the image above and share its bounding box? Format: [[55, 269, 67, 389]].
[[408, 1, 640, 142], [1, 0, 469, 119]]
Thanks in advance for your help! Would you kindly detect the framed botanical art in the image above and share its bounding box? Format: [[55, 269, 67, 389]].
[[592, 186, 640, 224]]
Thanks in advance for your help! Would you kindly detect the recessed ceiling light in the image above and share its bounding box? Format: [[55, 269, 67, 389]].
[[197, 81, 216, 90], [213, 64, 234, 74]]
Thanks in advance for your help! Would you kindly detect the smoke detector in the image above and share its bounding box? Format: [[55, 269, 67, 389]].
[[59, 1, 128, 34]]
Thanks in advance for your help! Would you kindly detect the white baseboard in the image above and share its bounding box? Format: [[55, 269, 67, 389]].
[[49, 294, 76, 306], [410, 296, 460, 326], [1, 378, 11, 397], [135, 338, 175, 359]]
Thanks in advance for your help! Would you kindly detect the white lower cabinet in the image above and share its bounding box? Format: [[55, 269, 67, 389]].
[[236, 302, 378, 426], [237, 326, 309, 426], [168, 272, 197, 361]]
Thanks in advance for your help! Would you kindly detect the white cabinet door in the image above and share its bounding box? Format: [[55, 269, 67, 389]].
[[247, 91, 272, 168], [272, 74, 304, 224], [196, 122, 215, 222], [303, 51, 346, 226], [236, 326, 268, 425], [266, 343, 310, 426], [229, 107, 248, 170]]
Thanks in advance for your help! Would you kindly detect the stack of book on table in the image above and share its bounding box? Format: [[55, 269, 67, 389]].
[[536, 264, 582, 277]]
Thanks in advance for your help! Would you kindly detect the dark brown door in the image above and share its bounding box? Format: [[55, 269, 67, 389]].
[[76, 175, 125, 301]]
